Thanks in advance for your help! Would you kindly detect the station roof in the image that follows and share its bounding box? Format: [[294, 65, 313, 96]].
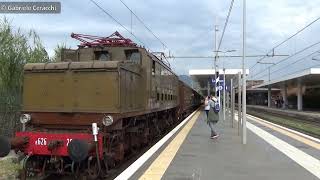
[[189, 69, 249, 76], [253, 68, 320, 89], [189, 69, 249, 94]]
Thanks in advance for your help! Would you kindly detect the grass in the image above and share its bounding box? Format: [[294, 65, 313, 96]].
[[0, 158, 21, 180], [248, 110, 320, 138]]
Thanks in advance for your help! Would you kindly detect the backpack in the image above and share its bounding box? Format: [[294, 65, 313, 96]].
[[208, 101, 219, 122], [204, 99, 208, 106], [213, 102, 220, 113]]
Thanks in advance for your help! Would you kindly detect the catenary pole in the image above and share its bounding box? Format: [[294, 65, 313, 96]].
[[223, 68, 226, 121], [242, 0, 247, 145], [214, 25, 218, 96], [231, 78, 234, 127], [238, 72, 241, 135]]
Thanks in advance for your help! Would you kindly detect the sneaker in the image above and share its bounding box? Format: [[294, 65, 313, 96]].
[[211, 134, 219, 139]]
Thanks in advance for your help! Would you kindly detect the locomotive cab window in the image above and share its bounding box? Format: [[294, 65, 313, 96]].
[[125, 49, 141, 64], [152, 61, 155, 76], [94, 51, 110, 61]]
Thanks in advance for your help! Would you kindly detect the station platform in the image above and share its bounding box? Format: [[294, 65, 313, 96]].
[[117, 109, 320, 180]]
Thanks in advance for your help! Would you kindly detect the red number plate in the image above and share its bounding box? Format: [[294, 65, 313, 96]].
[[16, 132, 103, 157]]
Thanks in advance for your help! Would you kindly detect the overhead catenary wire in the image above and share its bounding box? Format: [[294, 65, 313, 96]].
[[215, 0, 235, 58], [89, 0, 150, 50], [250, 39, 320, 79], [249, 16, 320, 72], [247, 46, 267, 54], [258, 63, 320, 85], [254, 49, 320, 80], [119, 0, 169, 50], [271, 63, 320, 83], [169, 54, 288, 58], [269, 50, 320, 75]]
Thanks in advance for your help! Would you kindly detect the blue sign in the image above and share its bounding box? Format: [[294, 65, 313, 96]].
[[213, 80, 224, 83]]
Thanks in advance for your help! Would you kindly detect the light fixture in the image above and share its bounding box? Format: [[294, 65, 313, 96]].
[[20, 114, 31, 124], [102, 115, 113, 126]]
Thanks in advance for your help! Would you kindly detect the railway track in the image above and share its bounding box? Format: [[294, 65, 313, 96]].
[[247, 105, 320, 125], [247, 109, 320, 139]]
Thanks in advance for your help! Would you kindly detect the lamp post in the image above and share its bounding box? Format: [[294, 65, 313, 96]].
[[223, 68, 226, 121], [214, 50, 236, 54], [214, 25, 219, 97], [242, 0, 247, 145]]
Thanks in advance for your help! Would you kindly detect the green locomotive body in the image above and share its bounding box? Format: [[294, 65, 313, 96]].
[[0, 32, 201, 179], [23, 45, 179, 127]]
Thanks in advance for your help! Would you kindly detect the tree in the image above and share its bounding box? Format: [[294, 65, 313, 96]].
[[51, 43, 67, 62], [0, 17, 49, 98], [27, 29, 50, 63], [0, 17, 51, 136]]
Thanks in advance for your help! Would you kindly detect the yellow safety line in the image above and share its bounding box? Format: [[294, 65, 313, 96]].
[[139, 111, 201, 180], [249, 116, 320, 150]]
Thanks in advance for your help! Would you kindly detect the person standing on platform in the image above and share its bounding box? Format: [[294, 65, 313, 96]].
[[207, 96, 220, 139], [204, 96, 210, 118]]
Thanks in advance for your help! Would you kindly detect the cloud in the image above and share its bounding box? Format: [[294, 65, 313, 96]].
[[2, 0, 320, 80]]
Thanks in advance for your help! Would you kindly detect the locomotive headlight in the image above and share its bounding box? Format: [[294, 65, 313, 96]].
[[20, 114, 31, 124], [102, 115, 113, 126]]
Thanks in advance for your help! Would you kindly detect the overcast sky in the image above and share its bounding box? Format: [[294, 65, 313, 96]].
[[3, 0, 320, 81]]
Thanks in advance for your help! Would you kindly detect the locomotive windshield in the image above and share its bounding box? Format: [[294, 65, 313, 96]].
[[125, 49, 141, 64], [95, 51, 110, 61]]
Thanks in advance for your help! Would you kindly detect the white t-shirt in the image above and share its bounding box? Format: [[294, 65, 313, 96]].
[[204, 99, 210, 110]]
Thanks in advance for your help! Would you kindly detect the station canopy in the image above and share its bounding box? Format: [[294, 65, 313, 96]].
[[189, 69, 249, 95], [252, 68, 320, 89]]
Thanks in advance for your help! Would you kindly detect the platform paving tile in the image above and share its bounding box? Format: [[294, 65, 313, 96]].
[[247, 116, 320, 160], [162, 111, 319, 180]]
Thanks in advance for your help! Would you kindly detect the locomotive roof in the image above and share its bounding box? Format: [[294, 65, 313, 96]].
[[72, 31, 172, 71], [24, 61, 120, 71]]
